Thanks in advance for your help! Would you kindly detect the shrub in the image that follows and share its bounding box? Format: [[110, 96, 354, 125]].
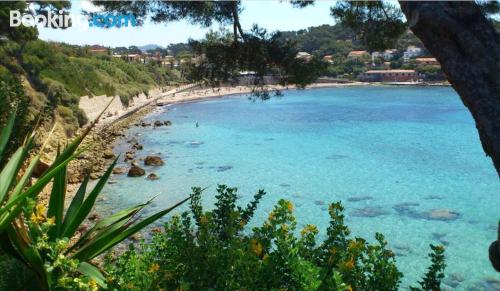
[[0, 111, 189, 290], [105, 185, 446, 291]]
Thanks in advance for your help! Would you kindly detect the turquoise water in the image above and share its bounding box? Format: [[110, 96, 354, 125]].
[[102, 86, 499, 289]]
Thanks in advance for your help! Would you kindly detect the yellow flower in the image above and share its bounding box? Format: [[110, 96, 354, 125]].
[[286, 201, 294, 212], [89, 279, 98, 291], [30, 204, 47, 224], [300, 224, 318, 236], [250, 239, 263, 257], [149, 263, 160, 272], [344, 257, 355, 270], [46, 216, 56, 226], [346, 285, 353, 291]]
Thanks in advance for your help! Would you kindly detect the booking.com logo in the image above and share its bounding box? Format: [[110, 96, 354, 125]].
[[10, 10, 138, 30]]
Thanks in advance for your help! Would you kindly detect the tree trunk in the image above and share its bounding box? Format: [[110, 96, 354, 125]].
[[399, 1, 500, 177]]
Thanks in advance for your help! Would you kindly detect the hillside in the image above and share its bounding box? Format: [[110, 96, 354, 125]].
[[0, 39, 182, 161]]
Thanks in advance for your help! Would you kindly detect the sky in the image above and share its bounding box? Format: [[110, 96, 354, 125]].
[[38, 0, 338, 47]]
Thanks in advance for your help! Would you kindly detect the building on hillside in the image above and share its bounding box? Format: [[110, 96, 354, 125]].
[[372, 49, 397, 60], [296, 52, 312, 62], [403, 46, 422, 62], [358, 69, 418, 82], [348, 50, 370, 60], [88, 45, 108, 55], [126, 54, 143, 62], [415, 57, 439, 66], [322, 55, 334, 64]]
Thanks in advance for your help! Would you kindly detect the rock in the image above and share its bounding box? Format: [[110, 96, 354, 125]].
[[88, 213, 99, 221], [90, 172, 101, 180], [77, 223, 89, 233], [147, 173, 160, 180], [132, 143, 143, 150], [314, 200, 325, 206], [124, 151, 135, 161], [32, 160, 50, 178], [164, 120, 172, 126], [347, 195, 373, 202], [112, 167, 127, 175], [151, 227, 162, 234], [351, 206, 389, 218], [141, 122, 151, 127], [424, 209, 460, 221], [130, 233, 142, 241], [154, 120, 163, 127], [216, 165, 232, 172], [443, 273, 464, 288], [103, 149, 116, 159], [128, 166, 145, 177], [67, 170, 84, 184], [144, 156, 164, 166]]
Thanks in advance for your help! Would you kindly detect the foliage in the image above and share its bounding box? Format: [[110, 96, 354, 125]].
[[410, 245, 446, 291], [330, 1, 408, 52], [0, 110, 189, 290], [105, 185, 445, 291]]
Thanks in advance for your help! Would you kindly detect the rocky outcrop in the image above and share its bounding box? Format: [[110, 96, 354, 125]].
[[147, 173, 159, 180], [112, 167, 127, 175], [144, 156, 164, 166], [127, 166, 145, 177]]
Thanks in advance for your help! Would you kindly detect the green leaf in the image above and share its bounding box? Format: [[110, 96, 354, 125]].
[[61, 158, 117, 239], [0, 149, 84, 230], [47, 157, 67, 240], [0, 110, 15, 158], [0, 147, 25, 203], [68, 202, 149, 252], [77, 262, 108, 288], [72, 196, 190, 261], [61, 174, 90, 236]]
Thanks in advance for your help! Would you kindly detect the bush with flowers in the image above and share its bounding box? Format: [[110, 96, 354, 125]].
[[105, 185, 446, 290]]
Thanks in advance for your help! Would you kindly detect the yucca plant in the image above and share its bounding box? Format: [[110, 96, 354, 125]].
[[0, 110, 189, 290]]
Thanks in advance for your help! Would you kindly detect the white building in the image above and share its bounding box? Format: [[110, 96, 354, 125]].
[[403, 46, 423, 62]]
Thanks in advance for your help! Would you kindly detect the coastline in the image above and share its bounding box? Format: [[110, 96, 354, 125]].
[[60, 81, 450, 194]]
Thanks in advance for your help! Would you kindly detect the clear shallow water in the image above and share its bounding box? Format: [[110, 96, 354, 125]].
[[101, 86, 499, 289]]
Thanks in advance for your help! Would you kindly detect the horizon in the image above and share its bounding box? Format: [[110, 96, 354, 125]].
[[38, 0, 337, 47]]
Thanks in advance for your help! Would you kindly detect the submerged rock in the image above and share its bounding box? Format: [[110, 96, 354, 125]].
[[351, 206, 389, 218], [347, 195, 373, 202], [144, 156, 164, 166], [128, 166, 145, 177], [147, 173, 160, 180], [314, 200, 325, 206], [216, 165, 233, 172], [424, 209, 460, 221], [154, 120, 163, 127], [132, 143, 143, 150], [164, 120, 172, 126], [279, 183, 291, 188]]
